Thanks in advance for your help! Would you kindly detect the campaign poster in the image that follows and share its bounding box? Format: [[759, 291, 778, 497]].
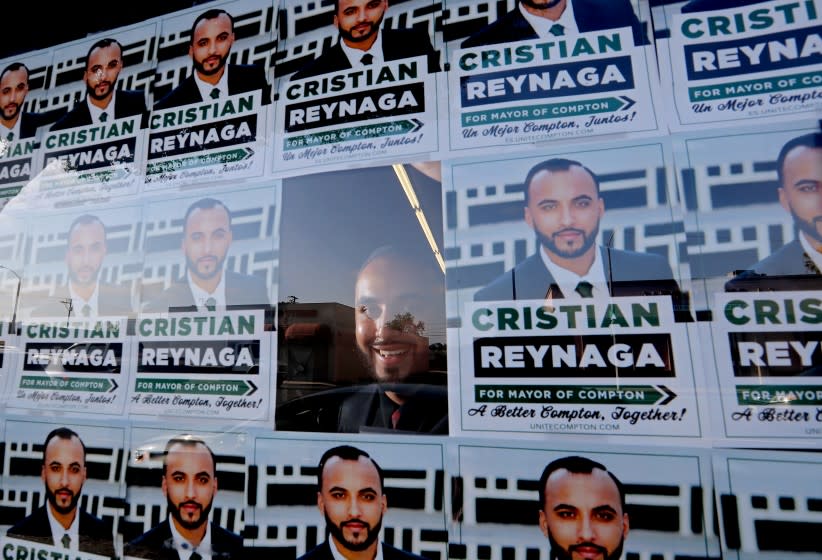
[[30, 23, 157, 205], [249, 434, 447, 559], [145, 0, 275, 188], [442, 0, 662, 153], [0, 50, 54, 208], [272, 0, 442, 172], [0, 213, 25, 329], [451, 442, 718, 560], [675, 123, 820, 311], [6, 203, 141, 415], [658, 0, 822, 129], [0, 418, 126, 559], [444, 141, 701, 437], [123, 426, 247, 559], [132, 184, 278, 422], [713, 449, 822, 558], [274, 163, 447, 435], [710, 290, 822, 440]]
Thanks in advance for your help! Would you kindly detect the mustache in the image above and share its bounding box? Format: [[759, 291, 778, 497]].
[[568, 542, 608, 556], [340, 519, 370, 530], [178, 500, 203, 511]]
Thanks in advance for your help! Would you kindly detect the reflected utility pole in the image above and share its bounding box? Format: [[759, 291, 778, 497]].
[[0, 265, 21, 335]]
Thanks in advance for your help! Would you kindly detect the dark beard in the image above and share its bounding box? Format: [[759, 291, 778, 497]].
[[548, 529, 625, 560], [45, 486, 80, 516], [85, 81, 114, 102], [168, 496, 213, 531], [536, 222, 599, 260], [193, 54, 227, 77], [791, 208, 822, 244], [325, 511, 382, 552], [186, 255, 226, 281], [520, 0, 564, 9]]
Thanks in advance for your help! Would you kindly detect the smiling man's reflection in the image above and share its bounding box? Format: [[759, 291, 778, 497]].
[[339, 245, 447, 434]]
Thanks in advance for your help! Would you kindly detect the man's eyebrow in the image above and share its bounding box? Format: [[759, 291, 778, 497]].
[[592, 504, 619, 515], [572, 194, 594, 201], [358, 486, 378, 494], [552, 502, 578, 511], [792, 178, 819, 188]]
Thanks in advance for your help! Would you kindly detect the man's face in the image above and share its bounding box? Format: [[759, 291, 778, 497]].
[[525, 166, 604, 261], [334, 0, 387, 44], [84, 44, 122, 103], [779, 145, 822, 247], [162, 443, 217, 531], [65, 221, 107, 289], [0, 68, 29, 122], [190, 13, 234, 78], [41, 436, 86, 517], [354, 255, 435, 383], [183, 206, 233, 282], [318, 456, 386, 553], [539, 468, 629, 560]]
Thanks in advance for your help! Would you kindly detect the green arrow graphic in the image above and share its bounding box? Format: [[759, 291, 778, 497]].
[[737, 385, 822, 406], [134, 378, 254, 396], [475, 385, 673, 405], [688, 71, 820, 102], [147, 147, 254, 175], [461, 97, 629, 127], [284, 119, 423, 150], [19, 376, 116, 392]]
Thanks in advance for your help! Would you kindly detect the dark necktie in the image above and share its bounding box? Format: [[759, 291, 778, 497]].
[[6, 131, 13, 141], [81, 304, 92, 317], [61, 534, 71, 549], [99, 112, 108, 122], [190, 551, 202, 560], [549, 23, 565, 36], [205, 297, 217, 312], [575, 281, 594, 298], [210, 88, 221, 99], [360, 53, 374, 65]]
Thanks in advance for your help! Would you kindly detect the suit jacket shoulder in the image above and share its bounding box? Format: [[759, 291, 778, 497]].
[[473, 253, 549, 301], [125, 520, 175, 560], [681, 0, 767, 12], [144, 272, 270, 313], [50, 102, 92, 131], [228, 64, 271, 102], [461, 8, 535, 48], [154, 76, 201, 110], [114, 89, 148, 120], [7, 506, 114, 557], [725, 239, 822, 291], [20, 108, 67, 138], [292, 43, 351, 80]]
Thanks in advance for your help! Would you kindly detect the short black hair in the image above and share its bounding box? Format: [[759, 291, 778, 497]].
[[0, 62, 29, 83], [183, 197, 232, 232], [162, 436, 216, 476], [317, 445, 385, 493], [776, 132, 822, 187], [190, 9, 235, 45], [523, 158, 600, 205], [66, 214, 107, 246], [85, 38, 123, 70], [42, 427, 86, 464], [538, 455, 626, 511]]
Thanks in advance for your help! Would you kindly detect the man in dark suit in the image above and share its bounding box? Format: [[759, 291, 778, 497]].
[[50, 38, 147, 131], [538, 456, 629, 560], [153, 9, 270, 110], [474, 158, 690, 321], [291, 0, 440, 80], [125, 437, 242, 560], [30, 214, 133, 319], [681, 0, 769, 13], [0, 63, 65, 140], [336, 246, 447, 434], [6, 427, 115, 557], [726, 132, 822, 292], [461, 0, 648, 48], [143, 198, 270, 313], [297, 445, 426, 560]]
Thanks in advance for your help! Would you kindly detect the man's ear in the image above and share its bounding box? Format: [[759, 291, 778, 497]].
[[381, 494, 387, 515], [778, 187, 789, 213], [538, 510, 549, 537], [317, 491, 325, 514], [524, 206, 534, 229], [162, 475, 168, 498], [622, 512, 630, 538]]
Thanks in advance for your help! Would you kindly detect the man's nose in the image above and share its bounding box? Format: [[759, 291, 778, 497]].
[[577, 515, 595, 542], [348, 496, 362, 517], [559, 203, 574, 226]]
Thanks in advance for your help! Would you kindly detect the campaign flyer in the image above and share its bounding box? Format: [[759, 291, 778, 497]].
[[249, 434, 447, 558], [0, 418, 126, 559], [453, 297, 701, 437], [710, 291, 822, 441], [713, 449, 822, 558], [659, 0, 822, 129], [146, 0, 274, 188], [445, 3, 661, 151], [7, 318, 130, 415], [452, 442, 718, 560], [272, 0, 441, 172]]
